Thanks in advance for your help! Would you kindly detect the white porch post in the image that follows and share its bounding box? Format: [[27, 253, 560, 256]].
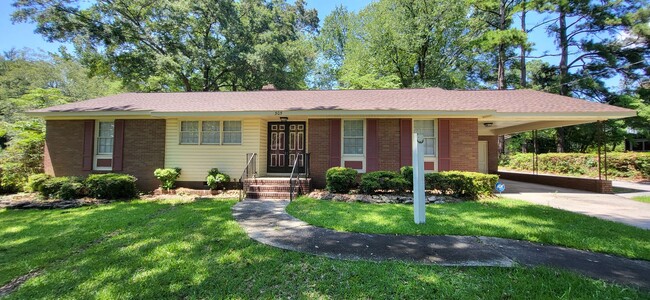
[[413, 133, 426, 224]]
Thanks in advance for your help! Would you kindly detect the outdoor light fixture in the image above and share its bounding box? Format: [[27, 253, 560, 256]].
[[280, 117, 288, 122], [483, 122, 494, 127]]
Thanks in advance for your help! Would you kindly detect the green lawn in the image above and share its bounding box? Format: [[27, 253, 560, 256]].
[[1, 199, 647, 298], [632, 196, 650, 203], [287, 197, 650, 261]]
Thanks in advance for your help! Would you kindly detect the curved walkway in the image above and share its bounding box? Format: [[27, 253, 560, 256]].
[[232, 199, 650, 289]]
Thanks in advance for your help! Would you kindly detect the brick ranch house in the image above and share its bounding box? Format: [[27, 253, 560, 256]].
[[28, 88, 634, 194]]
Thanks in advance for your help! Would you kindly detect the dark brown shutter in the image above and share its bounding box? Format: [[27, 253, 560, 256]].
[[329, 119, 341, 168], [438, 119, 451, 171], [366, 119, 379, 172], [82, 120, 95, 171], [113, 120, 125, 171], [399, 119, 412, 167]]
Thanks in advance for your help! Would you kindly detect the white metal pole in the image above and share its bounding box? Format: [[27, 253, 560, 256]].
[[413, 133, 426, 224]]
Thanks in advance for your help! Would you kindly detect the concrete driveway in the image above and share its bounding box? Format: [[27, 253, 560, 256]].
[[499, 179, 650, 230]]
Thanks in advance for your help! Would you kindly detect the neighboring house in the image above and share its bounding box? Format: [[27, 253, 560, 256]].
[[28, 88, 635, 192]]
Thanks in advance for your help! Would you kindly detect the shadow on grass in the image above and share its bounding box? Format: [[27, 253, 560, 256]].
[[1, 199, 648, 298], [286, 197, 650, 261]]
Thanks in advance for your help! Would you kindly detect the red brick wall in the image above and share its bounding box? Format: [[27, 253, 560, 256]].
[[44, 120, 90, 177], [308, 119, 331, 188], [122, 119, 166, 192], [479, 135, 499, 173], [498, 171, 613, 194], [377, 119, 401, 171], [449, 118, 478, 172], [44, 119, 165, 193]]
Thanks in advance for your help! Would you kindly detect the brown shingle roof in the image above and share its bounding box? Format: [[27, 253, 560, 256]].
[[30, 88, 633, 114]]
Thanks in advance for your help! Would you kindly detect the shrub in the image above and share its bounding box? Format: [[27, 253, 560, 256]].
[[154, 168, 181, 190], [25, 173, 52, 193], [425, 171, 499, 199], [360, 171, 409, 194], [84, 173, 138, 199], [40, 176, 84, 200], [326, 167, 358, 193], [500, 152, 650, 179], [0, 121, 45, 193], [206, 168, 231, 190], [400, 166, 414, 191]]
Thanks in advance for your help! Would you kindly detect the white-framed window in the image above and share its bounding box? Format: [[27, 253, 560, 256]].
[[180, 121, 199, 144], [343, 119, 364, 155], [179, 120, 242, 145], [94, 120, 114, 171], [201, 121, 220, 144], [223, 121, 242, 144], [414, 120, 436, 156], [96, 121, 115, 155]]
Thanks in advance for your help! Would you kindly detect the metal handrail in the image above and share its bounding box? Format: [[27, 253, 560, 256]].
[[289, 152, 310, 201], [239, 153, 257, 201]]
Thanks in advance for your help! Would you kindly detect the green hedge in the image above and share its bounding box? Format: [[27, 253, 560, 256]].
[[33, 173, 139, 200], [359, 171, 410, 194], [40, 176, 84, 200], [206, 168, 230, 190], [425, 171, 499, 199], [154, 168, 181, 190], [326, 167, 358, 193], [84, 173, 138, 199], [500, 152, 650, 179]]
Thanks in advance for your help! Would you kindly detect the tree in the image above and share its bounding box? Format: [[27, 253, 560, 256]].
[[12, 0, 319, 92], [472, 0, 526, 89], [334, 0, 481, 89], [529, 0, 649, 151]]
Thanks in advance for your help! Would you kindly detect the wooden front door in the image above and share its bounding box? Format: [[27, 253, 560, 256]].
[[268, 122, 306, 173]]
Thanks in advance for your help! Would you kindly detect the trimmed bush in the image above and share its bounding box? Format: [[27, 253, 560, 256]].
[[400, 166, 414, 191], [40, 176, 84, 200], [154, 168, 181, 190], [360, 171, 410, 194], [500, 152, 650, 179], [425, 171, 499, 199], [206, 168, 231, 190], [25, 173, 52, 193], [326, 167, 358, 193], [84, 173, 138, 199]]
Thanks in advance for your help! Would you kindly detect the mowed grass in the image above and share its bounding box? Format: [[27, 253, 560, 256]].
[[0, 199, 647, 299], [287, 197, 650, 261], [632, 196, 650, 203]]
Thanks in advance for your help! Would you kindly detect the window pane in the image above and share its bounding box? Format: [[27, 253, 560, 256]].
[[223, 121, 242, 144], [344, 120, 363, 137], [181, 121, 199, 131], [414, 120, 434, 137], [180, 121, 199, 144], [223, 132, 242, 144], [201, 121, 220, 144], [97, 122, 114, 155], [180, 132, 199, 144], [344, 137, 363, 154], [424, 138, 435, 155], [223, 121, 241, 131]]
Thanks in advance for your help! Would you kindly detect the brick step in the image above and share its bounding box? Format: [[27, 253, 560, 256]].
[[247, 185, 309, 192], [246, 191, 291, 200], [244, 178, 311, 184]]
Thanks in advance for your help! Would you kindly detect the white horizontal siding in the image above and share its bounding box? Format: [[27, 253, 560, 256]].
[[258, 120, 268, 176], [165, 118, 261, 182]]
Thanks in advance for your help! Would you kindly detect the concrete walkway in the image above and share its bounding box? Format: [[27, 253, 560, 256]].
[[500, 179, 650, 230], [232, 199, 650, 289]]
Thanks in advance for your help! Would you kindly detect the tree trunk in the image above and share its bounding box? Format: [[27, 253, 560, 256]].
[[497, 0, 507, 90], [556, 6, 569, 152], [520, 0, 527, 88]]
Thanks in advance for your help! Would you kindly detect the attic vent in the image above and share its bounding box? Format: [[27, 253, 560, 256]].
[[261, 84, 277, 91]]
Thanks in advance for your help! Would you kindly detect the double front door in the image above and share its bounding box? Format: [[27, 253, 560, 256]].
[[267, 122, 306, 173]]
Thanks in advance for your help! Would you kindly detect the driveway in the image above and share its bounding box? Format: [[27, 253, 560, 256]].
[[500, 179, 650, 230]]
